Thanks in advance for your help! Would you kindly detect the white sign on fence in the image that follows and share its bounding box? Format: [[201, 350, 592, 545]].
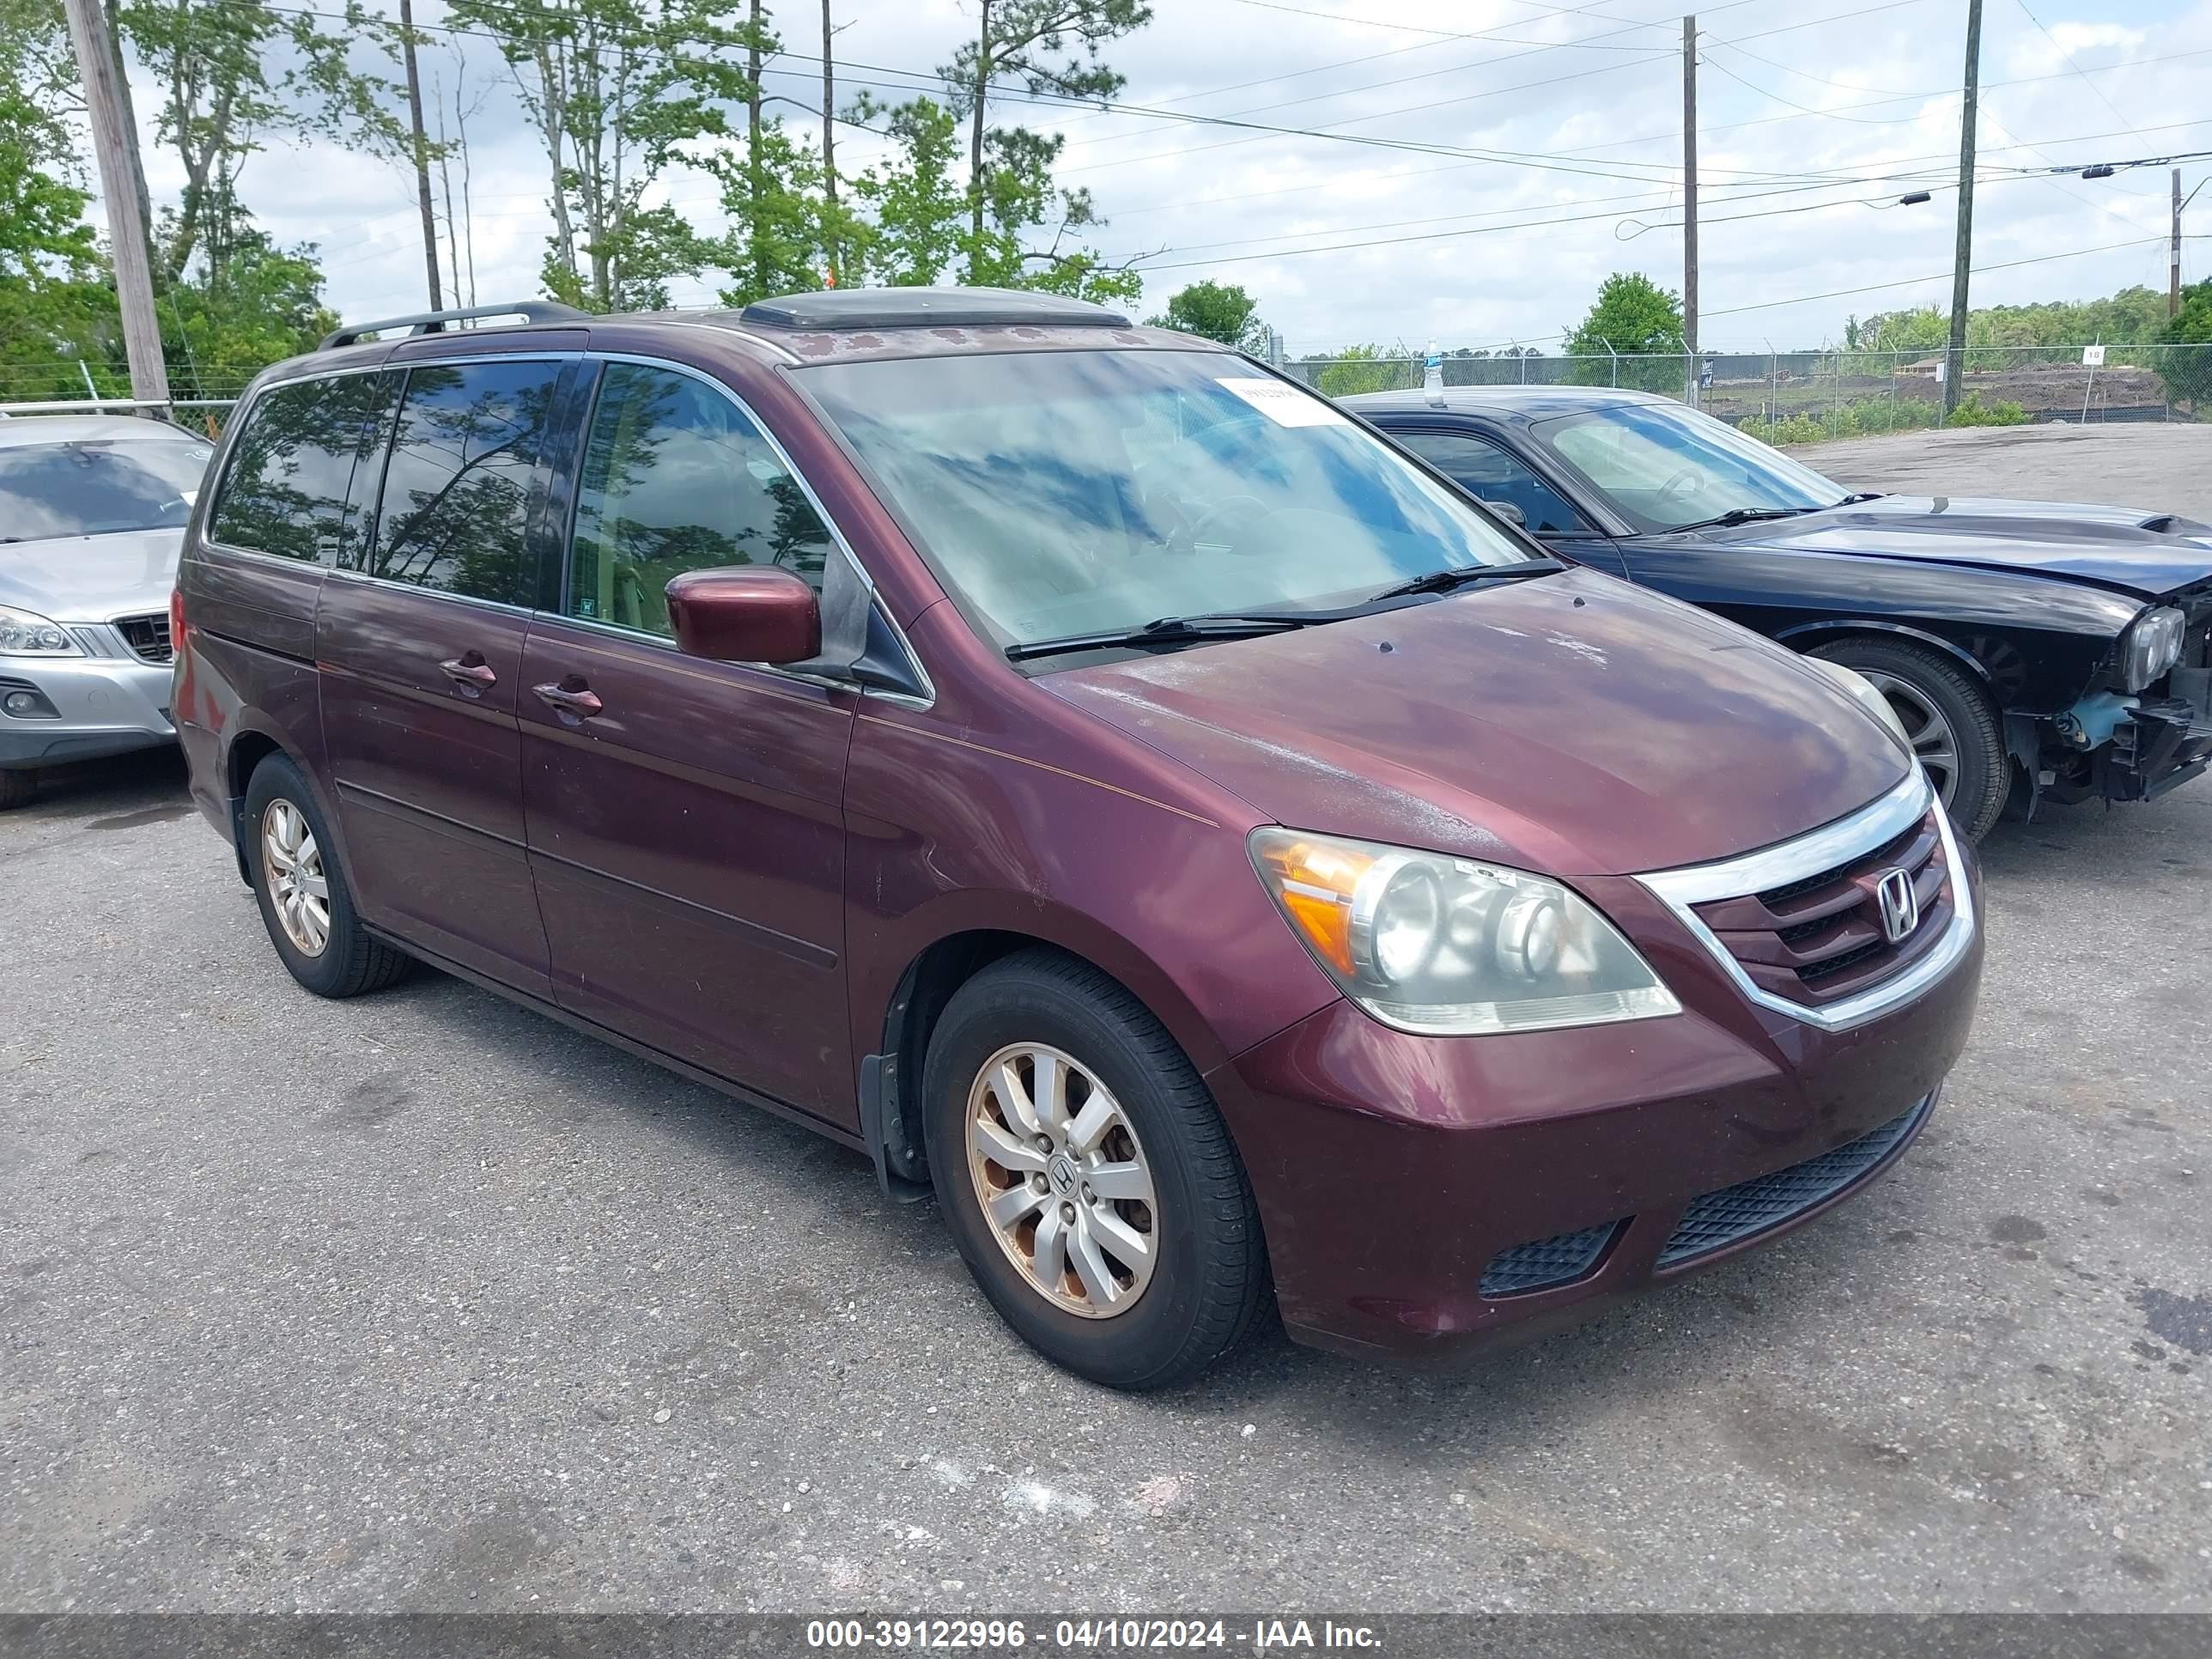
[[2082, 343, 2106, 367]]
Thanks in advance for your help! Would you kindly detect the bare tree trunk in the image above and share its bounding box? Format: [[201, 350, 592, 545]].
[[458, 77, 479, 307], [748, 0, 765, 296], [434, 74, 462, 305], [967, 0, 991, 259], [398, 0, 443, 308], [821, 0, 837, 284]]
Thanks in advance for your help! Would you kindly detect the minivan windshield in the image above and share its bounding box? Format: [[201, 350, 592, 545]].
[[1530, 400, 1851, 534], [798, 349, 1534, 654], [0, 438, 215, 544]]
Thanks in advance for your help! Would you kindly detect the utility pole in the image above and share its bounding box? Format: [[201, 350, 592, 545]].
[[1682, 14, 1698, 405], [1943, 0, 1983, 417], [398, 0, 443, 310], [823, 0, 840, 285], [61, 0, 169, 411], [2175, 168, 2185, 319]]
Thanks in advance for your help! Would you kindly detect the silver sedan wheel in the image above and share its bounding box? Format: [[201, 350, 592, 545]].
[[260, 798, 331, 957], [965, 1042, 1158, 1320], [1858, 669, 1960, 807]]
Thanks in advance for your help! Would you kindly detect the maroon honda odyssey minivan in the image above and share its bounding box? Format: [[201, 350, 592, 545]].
[[173, 289, 1983, 1388]]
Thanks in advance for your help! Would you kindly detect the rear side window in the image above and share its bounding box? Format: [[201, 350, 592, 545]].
[[210, 374, 392, 562], [563, 362, 835, 638], [1392, 429, 1591, 536], [368, 360, 562, 605]]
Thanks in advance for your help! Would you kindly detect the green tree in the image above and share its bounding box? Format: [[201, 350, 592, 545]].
[[848, 95, 966, 286], [1148, 280, 1263, 348], [159, 227, 337, 398], [0, 102, 117, 401], [2165, 279, 2212, 344], [843, 90, 1140, 301], [448, 0, 760, 312], [1315, 344, 1413, 397], [939, 0, 1150, 270], [1564, 272, 1685, 391], [114, 0, 404, 287]]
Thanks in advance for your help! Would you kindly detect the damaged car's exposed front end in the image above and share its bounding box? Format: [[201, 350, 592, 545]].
[[2036, 580, 2212, 809]]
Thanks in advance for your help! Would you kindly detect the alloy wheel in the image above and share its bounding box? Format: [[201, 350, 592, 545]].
[[965, 1042, 1158, 1319], [1859, 670, 1960, 807], [260, 798, 331, 957]]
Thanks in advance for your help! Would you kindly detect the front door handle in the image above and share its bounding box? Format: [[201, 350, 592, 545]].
[[532, 678, 605, 720], [439, 653, 497, 694]]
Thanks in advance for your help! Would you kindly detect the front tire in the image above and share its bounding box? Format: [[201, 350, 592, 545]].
[[922, 950, 1269, 1389], [0, 769, 34, 811], [243, 754, 412, 998], [1810, 638, 2007, 841]]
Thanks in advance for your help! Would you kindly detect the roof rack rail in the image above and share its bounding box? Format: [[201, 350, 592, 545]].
[[319, 301, 589, 351]]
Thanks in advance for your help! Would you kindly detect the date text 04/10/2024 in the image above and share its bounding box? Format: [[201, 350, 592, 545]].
[[801, 1619, 1383, 1650]]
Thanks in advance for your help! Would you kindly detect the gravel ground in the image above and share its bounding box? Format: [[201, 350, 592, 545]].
[[3, 426, 2209, 1615]]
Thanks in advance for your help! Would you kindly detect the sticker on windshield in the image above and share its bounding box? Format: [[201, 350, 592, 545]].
[[1216, 378, 1349, 428]]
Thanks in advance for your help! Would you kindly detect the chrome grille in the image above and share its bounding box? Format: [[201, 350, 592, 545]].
[[1637, 774, 1976, 1034], [1689, 810, 1953, 1008]]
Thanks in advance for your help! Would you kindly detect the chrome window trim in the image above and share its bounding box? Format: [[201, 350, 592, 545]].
[[1635, 769, 1976, 1033], [567, 350, 935, 708], [323, 565, 538, 622]]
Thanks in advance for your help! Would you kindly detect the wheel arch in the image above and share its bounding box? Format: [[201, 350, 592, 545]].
[[1776, 618, 1998, 690], [221, 716, 347, 890], [860, 921, 1224, 1202]]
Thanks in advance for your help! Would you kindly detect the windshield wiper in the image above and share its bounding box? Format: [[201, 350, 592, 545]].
[[1670, 505, 1820, 532], [1366, 557, 1563, 603], [1006, 611, 1313, 663]]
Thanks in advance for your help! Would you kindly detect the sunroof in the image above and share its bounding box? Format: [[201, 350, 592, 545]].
[[738, 287, 1132, 331]]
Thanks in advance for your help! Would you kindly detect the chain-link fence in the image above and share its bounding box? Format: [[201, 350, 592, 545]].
[[1281, 343, 2212, 444]]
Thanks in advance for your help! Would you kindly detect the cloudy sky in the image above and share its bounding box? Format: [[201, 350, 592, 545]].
[[120, 0, 2212, 362]]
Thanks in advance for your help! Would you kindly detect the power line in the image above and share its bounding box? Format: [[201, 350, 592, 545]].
[[2010, 0, 2151, 144], [1705, 234, 2170, 318], [1060, 0, 1950, 176]]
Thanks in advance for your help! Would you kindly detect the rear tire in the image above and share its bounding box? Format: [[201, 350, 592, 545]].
[[1809, 638, 2007, 841], [244, 754, 413, 998], [922, 949, 1269, 1390], [0, 769, 34, 811]]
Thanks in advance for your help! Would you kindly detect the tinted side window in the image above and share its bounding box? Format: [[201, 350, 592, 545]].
[[369, 360, 562, 605], [564, 362, 835, 638], [1393, 429, 1591, 536], [210, 374, 393, 563]]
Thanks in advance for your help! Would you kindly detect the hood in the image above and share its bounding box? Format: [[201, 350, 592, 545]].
[[1711, 495, 2212, 600], [1042, 568, 1911, 878], [0, 528, 184, 623]]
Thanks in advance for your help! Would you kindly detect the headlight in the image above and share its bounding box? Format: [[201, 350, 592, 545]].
[[0, 605, 81, 656], [1250, 829, 1682, 1036], [1810, 658, 1910, 749], [2119, 605, 2186, 691]]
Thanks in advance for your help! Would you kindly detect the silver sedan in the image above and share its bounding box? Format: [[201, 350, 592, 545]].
[[1, 415, 216, 808]]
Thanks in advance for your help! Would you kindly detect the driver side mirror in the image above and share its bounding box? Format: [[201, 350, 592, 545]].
[[1479, 498, 1527, 528], [665, 567, 821, 665]]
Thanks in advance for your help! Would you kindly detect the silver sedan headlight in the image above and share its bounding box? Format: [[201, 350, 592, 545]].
[[0, 605, 81, 656], [2120, 605, 2186, 691], [1250, 828, 1681, 1036]]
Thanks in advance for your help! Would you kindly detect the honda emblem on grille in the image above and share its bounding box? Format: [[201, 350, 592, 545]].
[[1875, 867, 1919, 944]]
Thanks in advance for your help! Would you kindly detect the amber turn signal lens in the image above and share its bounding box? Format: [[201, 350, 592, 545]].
[[1253, 835, 1375, 975]]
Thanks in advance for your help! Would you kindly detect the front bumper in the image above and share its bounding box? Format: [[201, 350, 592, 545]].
[[0, 648, 177, 770], [1207, 825, 1984, 1367]]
